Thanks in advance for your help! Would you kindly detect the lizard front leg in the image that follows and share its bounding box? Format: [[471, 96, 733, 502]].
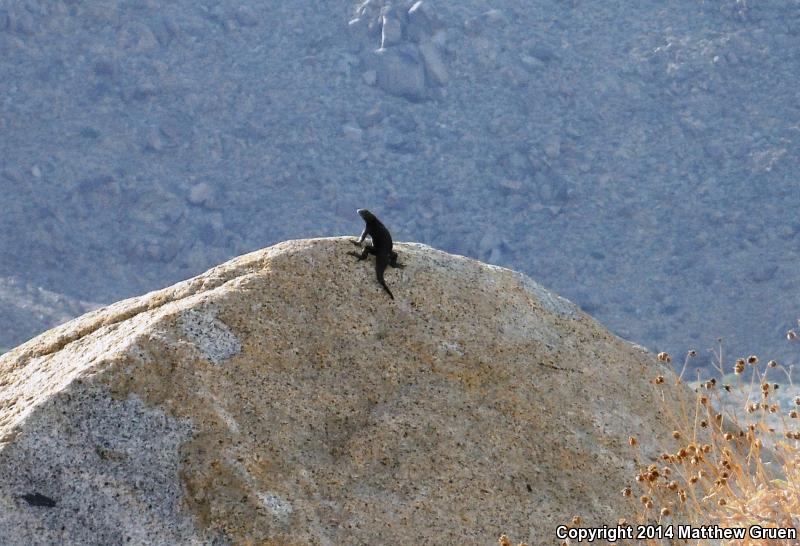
[[351, 227, 368, 246]]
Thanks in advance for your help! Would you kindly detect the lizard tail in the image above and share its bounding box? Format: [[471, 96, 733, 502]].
[[375, 255, 394, 299], [379, 280, 394, 299]]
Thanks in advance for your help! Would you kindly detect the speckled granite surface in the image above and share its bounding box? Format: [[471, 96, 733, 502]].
[[0, 238, 684, 544]]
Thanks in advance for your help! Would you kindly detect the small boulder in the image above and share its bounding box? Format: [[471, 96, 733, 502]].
[[373, 45, 428, 102], [188, 182, 214, 207], [419, 40, 448, 85]]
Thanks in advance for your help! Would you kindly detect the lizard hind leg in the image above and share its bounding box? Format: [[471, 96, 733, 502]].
[[389, 251, 404, 268]]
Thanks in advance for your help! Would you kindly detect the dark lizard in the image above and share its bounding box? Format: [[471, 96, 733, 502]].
[[348, 209, 404, 299]]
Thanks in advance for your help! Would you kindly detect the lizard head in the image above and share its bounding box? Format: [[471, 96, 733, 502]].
[[357, 209, 377, 222]]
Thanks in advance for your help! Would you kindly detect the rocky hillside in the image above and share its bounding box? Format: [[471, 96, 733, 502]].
[[0, 239, 681, 545], [3, 0, 799, 374], [0, 276, 98, 354]]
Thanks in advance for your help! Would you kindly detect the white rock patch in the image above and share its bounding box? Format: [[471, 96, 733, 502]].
[[178, 309, 241, 366], [258, 492, 293, 519]]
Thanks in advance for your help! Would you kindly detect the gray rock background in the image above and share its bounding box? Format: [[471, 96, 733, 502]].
[[2, 0, 800, 375]]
